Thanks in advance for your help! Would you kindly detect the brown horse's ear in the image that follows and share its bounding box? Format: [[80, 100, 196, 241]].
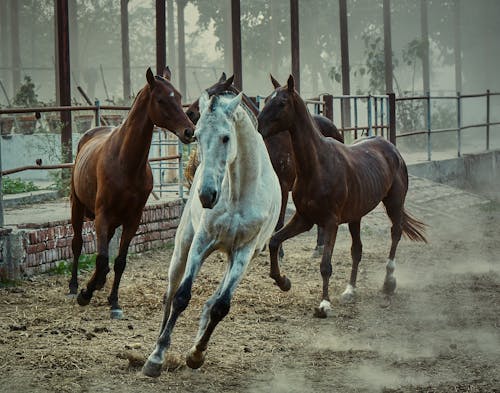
[[223, 75, 235, 90], [163, 66, 172, 81], [146, 67, 155, 89], [218, 72, 227, 83], [270, 74, 280, 89], [287, 75, 295, 92]]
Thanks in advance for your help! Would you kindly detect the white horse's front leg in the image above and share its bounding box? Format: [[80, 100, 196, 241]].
[[143, 230, 214, 378], [186, 244, 255, 369]]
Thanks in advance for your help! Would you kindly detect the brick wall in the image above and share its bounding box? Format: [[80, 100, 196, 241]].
[[0, 200, 182, 280]]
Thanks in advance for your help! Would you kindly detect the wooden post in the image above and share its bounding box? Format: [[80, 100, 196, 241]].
[[177, 0, 187, 97], [167, 0, 176, 72], [454, 0, 462, 93], [121, 0, 131, 100], [290, 0, 300, 93], [156, 0, 166, 76], [338, 0, 351, 128], [55, 0, 72, 164], [388, 92, 396, 145], [383, 0, 393, 94], [10, 0, 21, 94], [421, 0, 430, 95], [231, 0, 242, 90]]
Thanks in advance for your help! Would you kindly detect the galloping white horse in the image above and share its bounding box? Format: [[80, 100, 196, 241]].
[[143, 91, 281, 377]]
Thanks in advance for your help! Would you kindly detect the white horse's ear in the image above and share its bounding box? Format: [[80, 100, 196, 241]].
[[225, 92, 242, 116], [199, 91, 210, 113]]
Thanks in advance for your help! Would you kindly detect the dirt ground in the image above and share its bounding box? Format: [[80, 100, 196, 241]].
[[1, 184, 499, 393]]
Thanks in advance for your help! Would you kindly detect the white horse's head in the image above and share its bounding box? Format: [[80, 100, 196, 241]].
[[195, 91, 243, 209]]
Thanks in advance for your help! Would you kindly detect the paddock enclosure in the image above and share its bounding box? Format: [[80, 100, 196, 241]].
[[0, 174, 499, 393]]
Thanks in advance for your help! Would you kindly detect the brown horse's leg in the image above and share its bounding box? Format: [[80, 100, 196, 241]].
[[69, 199, 85, 296], [313, 225, 325, 258], [107, 222, 139, 319], [382, 191, 405, 294], [77, 216, 111, 306], [341, 221, 362, 303], [275, 186, 289, 258], [269, 213, 313, 291], [314, 223, 338, 318]]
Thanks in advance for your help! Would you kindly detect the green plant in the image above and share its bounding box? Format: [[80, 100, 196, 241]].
[[13, 76, 40, 107], [47, 254, 97, 276], [2, 177, 40, 194]]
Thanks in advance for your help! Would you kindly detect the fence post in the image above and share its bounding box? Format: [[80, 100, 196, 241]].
[[95, 100, 101, 127], [354, 97, 358, 140], [456, 92, 461, 157], [323, 94, 334, 123], [426, 91, 431, 161], [178, 139, 184, 201], [388, 93, 396, 145], [367, 95, 372, 136], [486, 89, 490, 151], [0, 129, 3, 227]]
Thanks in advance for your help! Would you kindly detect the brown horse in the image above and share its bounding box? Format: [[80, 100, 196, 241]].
[[185, 73, 344, 255], [257, 75, 427, 318], [69, 67, 195, 319]]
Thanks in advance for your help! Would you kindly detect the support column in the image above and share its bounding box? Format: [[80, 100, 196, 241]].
[[121, 0, 131, 100], [231, 0, 242, 90], [156, 0, 166, 75], [290, 0, 300, 93]]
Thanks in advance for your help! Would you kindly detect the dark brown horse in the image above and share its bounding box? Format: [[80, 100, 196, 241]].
[[185, 73, 344, 255], [69, 67, 195, 319], [257, 75, 427, 318]]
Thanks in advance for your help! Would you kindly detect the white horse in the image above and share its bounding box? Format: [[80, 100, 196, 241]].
[[143, 91, 281, 377]]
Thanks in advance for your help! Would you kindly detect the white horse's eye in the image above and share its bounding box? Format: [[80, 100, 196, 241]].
[[222, 135, 229, 144]]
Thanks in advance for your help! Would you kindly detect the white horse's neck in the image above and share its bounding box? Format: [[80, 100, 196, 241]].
[[226, 109, 263, 204]]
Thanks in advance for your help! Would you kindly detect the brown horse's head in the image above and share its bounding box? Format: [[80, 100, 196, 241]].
[[185, 72, 236, 124], [257, 74, 296, 139], [145, 67, 195, 143]]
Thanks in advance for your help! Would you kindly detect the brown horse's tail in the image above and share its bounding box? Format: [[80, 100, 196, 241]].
[[402, 209, 427, 243]]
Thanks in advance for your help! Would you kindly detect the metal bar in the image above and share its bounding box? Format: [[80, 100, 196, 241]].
[[95, 100, 101, 126], [426, 91, 431, 161], [290, 0, 300, 93], [231, 0, 242, 90], [178, 139, 184, 200], [354, 97, 358, 139], [457, 91, 461, 157], [367, 95, 372, 136], [374, 97, 378, 135], [486, 89, 490, 151]]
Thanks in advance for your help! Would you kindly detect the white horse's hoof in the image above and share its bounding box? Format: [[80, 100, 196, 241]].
[[186, 347, 205, 369], [142, 359, 163, 378]]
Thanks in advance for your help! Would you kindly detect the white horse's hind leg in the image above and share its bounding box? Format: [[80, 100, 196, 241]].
[[186, 245, 254, 369]]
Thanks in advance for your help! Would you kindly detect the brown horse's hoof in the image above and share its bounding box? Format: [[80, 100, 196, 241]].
[[186, 347, 205, 369], [382, 276, 397, 294], [110, 308, 124, 319], [76, 290, 91, 306], [142, 359, 163, 378], [278, 276, 291, 291]]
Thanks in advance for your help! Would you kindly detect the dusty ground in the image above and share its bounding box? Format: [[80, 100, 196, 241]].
[[1, 182, 499, 393]]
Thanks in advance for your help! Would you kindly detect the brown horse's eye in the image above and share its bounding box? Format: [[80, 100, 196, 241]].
[[222, 135, 229, 144]]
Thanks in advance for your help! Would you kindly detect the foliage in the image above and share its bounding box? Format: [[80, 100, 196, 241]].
[[48, 254, 97, 276], [2, 177, 39, 194], [13, 76, 40, 107]]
